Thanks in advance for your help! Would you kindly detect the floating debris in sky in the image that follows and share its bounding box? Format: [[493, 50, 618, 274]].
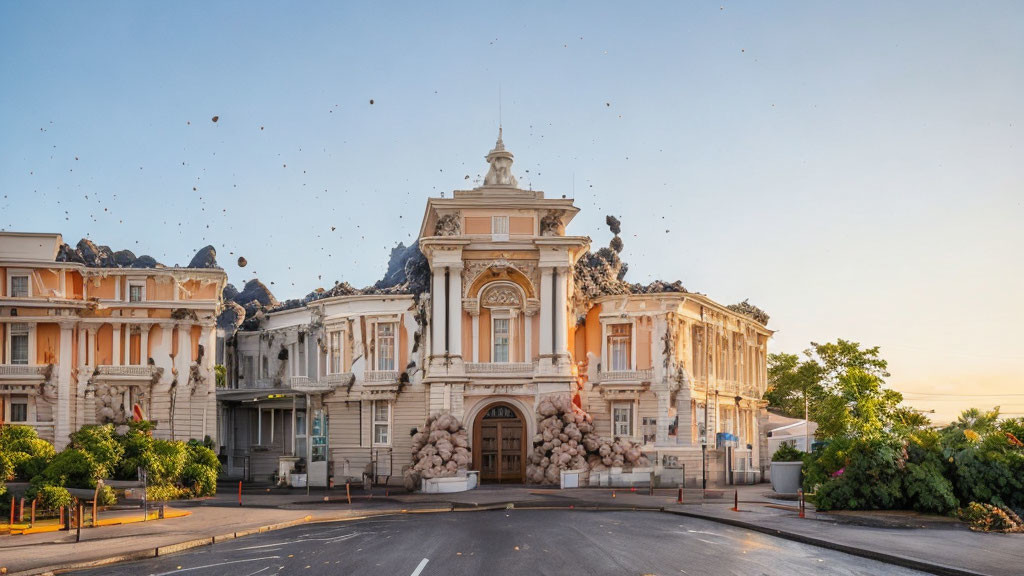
[[237, 256, 247, 268], [211, 116, 219, 123]]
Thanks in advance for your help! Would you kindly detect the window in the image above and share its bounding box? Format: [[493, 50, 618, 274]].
[[128, 284, 143, 302], [242, 355, 254, 382], [376, 323, 395, 371], [261, 356, 268, 379], [328, 330, 342, 374], [492, 317, 510, 362], [642, 417, 658, 444], [297, 339, 306, 376], [10, 275, 29, 298], [612, 402, 633, 438], [608, 323, 631, 371], [9, 323, 29, 365], [492, 216, 509, 241], [10, 399, 28, 422], [372, 400, 390, 445]]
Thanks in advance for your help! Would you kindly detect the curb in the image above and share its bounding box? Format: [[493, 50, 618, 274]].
[[663, 509, 990, 576]]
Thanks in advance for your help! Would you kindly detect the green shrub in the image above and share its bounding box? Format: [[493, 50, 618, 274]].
[[771, 443, 805, 463], [30, 485, 73, 510], [959, 502, 1024, 533], [147, 439, 187, 485], [35, 449, 99, 489], [147, 484, 188, 502], [902, 430, 957, 514], [69, 425, 124, 479], [0, 425, 55, 482], [804, 437, 905, 511], [182, 440, 219, 496], [97, 484, 117, 506]]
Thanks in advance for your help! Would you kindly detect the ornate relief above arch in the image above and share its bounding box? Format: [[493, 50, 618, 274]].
[[480, 282, 523, 309], [464, 259, 538, 300]]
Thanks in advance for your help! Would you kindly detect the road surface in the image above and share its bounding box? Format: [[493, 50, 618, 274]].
[[72, 509, 926, 576]]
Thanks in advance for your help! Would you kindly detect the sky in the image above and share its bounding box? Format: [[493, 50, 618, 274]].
[[1, 2, 1021, 424]]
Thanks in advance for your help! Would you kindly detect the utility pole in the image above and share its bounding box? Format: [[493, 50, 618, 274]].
[[804, 387, 810, 453]]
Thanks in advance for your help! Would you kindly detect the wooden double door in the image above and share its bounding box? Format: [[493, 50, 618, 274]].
[[474, 403, 525, 483]]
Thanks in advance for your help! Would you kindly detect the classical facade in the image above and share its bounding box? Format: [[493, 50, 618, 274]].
[[219, 132, 772, 487], [0, 233, 226, 449]]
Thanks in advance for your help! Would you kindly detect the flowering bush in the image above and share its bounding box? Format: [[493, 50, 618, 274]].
[[959, 502, 1024, 533]]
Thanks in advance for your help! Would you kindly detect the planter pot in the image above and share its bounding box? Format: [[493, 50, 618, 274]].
[[420, 471, 479, 494], [770, 461, 802, 494]]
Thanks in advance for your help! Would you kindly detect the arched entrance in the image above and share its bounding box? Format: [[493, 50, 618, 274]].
[[472, 402, 526, 483]]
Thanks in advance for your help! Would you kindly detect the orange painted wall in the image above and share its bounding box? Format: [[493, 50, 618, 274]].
[[516, 315, 525, 362], [91, 277, 117, 299], [181, 279, 218, 300], [36, 269, 62, 297], [509, 217, 533, 235], [147, 278, 175, 300], [464, 217, 490, 234], [95, 324, 113, 365], [478, 308, 491, 363], [637, 320, 652, 370], [585, 304, 602, 358], [68, 272, 84, 299], [461, 312, 473, 360], [531, 311, 540, 359], [0, 267, 5, 296], [143, 325, 154, 361], [129, 333, 141, 364], [35, 323, 60, 364], [191, 325, 201, 361]]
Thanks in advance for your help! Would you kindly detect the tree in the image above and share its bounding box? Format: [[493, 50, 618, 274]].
[[765, 339, 904, 440]]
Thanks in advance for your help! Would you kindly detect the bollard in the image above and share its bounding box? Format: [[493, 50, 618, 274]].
[[159, 503, 165, 519], [76, 503, 83, 542], [9, 496, 14, 526], [346, 482, 351, 505], [238, 481, 243, 507], [92, 498, 98, 527], [611, 490, 616, 499], [798, 489, 805, 518], [732, 489, 739, 512], [677, 486, 683, 504], [59, 506, 66, 531], [19, 498, 25, 523], [30, 499, 36, 527]]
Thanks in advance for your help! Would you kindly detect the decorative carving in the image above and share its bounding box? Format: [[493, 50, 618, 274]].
[[463, 259, 538, 297], [482, 285, 522, 308], [435, 213, 461, 236], [540, 210, 565, 236]]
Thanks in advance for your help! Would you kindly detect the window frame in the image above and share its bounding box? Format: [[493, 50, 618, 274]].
[[491, 316, 511, 363], [7, 395, 30, 423], [7, 270, 31, 298], [491, 215, 510, 241], [328, 329, 343, 374], [375, 322, 396, 371], [605, 321, 633, 371], [371, 400, 391, 446], [611, 401, 634, 438], [6, 322, 33, 365], [127, 281, 145, 303]]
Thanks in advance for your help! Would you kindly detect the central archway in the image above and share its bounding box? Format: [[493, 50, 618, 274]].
[[472, 401, 527, 484]]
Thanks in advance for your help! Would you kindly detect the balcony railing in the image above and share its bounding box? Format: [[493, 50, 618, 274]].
[[363, 370, 400, 384], [597, 368, 654, 383], [95, 365, 158, 378], [0, 364, 48, 377], [465, 362, 536, 376]]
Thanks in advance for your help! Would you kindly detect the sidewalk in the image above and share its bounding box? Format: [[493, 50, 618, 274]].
[[2, 483, 1019, 576]]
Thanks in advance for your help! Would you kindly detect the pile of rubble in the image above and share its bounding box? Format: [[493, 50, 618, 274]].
[[403, 412, 472, 490], [726, 299, 770, 325], [55, 238, 219, 269], [526, 395, 649, 485]]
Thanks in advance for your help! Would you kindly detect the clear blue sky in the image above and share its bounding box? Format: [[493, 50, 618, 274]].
[[2, 2, 1022, 422]]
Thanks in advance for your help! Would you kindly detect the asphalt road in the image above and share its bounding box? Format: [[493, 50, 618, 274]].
[[71, 510, 926, 576]]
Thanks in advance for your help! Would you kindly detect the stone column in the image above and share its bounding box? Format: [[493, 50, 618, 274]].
[[140, 324, 150, 365], [448, 264, 463, 362], [55, 320, 75, 450], [431, 267, 445, 356], [200, 325, 216, 444], [553, 267, 568, 359], [111, 322, 122, 366], [539, 268, 553, 356], [77, 325, 87, 369]]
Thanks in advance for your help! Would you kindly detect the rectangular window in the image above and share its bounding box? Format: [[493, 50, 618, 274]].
[[297, 339, 306, 376], [376, 323, 395, 371], [261, 356, 268, 379], [642, 417, 658, 444], [10, 400, 28, 422], [492, 216, 509, 241], [129, 284, 143, 302], [10, 275, 29, 298], [608, 323, 631, 371], [10, 323, 29, 365], [612, 402, 633, 438], [492, 318, 510, 363], [329, 330, 342, 374], [242, 355, 254, 382], [372, 400, 390, 445]]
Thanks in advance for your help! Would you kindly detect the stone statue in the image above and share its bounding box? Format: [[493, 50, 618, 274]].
[[541, 210, 564, 236], [482, 127, 519, 187]]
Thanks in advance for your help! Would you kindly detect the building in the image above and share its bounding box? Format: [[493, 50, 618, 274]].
[[219, 132, 772, 487], [0, 232, 226, 449]]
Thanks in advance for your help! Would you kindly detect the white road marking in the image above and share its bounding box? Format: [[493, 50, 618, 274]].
[[410, 558, 429, 576], [240, 567, 270, 576], [151, 556, 281, 576]]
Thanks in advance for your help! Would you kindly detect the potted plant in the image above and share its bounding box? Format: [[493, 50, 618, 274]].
[[770, 443, 804, 494]]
